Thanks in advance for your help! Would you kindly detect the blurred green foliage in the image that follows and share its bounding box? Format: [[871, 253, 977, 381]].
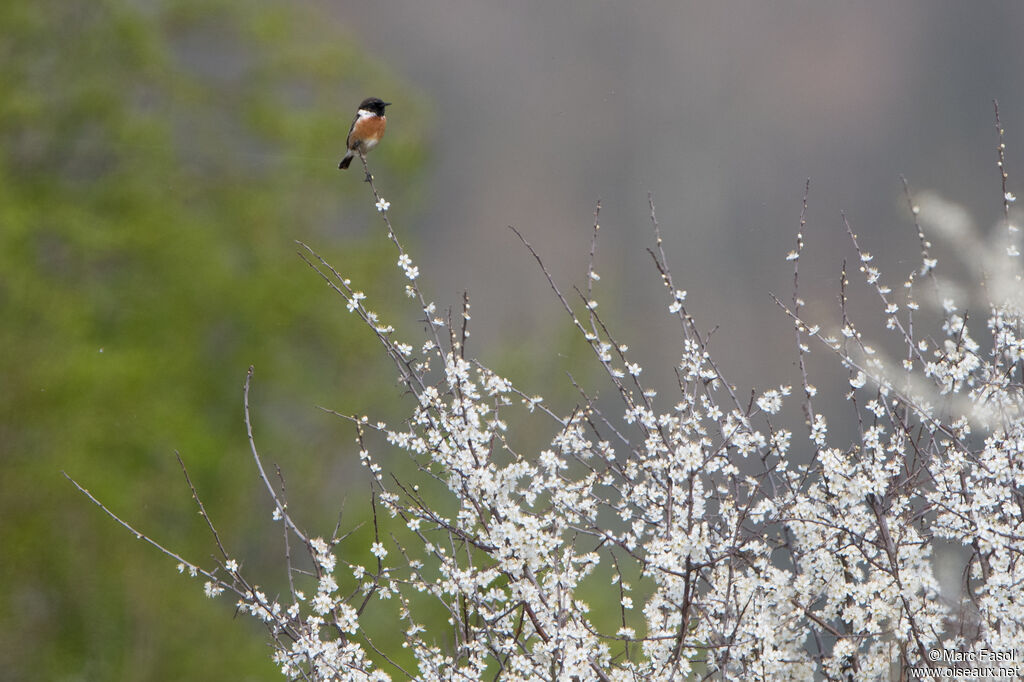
[[0, 0, 427, 679]]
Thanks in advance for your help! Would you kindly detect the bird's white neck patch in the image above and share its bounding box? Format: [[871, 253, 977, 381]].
[[357, 108, 377, 119]]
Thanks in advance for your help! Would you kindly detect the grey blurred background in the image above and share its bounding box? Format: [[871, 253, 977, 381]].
[[333, 0, 1023, 396]]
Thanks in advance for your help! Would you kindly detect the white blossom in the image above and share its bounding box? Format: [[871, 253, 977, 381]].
[[108, 190, 1024, 681]]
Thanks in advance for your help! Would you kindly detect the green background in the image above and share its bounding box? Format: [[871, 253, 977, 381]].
[[0, 0, 429, 679]]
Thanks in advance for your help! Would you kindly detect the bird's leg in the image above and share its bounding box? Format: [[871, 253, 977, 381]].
[[359, 152, 373, 183]]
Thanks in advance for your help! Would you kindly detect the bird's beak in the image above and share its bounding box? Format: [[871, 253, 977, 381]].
[[382, 102, 392, 107]]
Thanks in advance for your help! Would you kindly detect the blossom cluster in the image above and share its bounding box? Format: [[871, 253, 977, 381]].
[[80, 148, 1023, 680]]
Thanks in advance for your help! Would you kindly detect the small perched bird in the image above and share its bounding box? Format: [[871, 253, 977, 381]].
[[338, 97, 391, 170]]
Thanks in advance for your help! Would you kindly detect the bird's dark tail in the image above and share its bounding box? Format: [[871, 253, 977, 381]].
[[338, 153, 353, 170]]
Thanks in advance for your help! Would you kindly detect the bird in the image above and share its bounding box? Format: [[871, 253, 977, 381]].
[[338, 97, 391, 170]]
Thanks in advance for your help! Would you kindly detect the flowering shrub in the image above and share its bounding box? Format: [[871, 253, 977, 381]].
[[69, 121, 1024, 681]]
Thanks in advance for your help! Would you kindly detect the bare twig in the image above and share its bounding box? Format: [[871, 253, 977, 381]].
[[243, 366, 309, 545]]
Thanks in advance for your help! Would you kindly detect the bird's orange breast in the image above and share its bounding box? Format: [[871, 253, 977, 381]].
[[348, 116, 387, 151]]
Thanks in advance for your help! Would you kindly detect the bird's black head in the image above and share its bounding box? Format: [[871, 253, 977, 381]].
[[359, 97, 391, 116]]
